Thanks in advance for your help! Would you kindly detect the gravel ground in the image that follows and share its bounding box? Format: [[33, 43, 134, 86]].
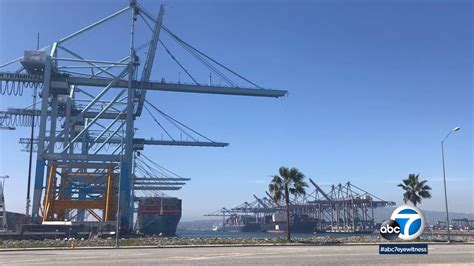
[[0, 234, 472, 249]]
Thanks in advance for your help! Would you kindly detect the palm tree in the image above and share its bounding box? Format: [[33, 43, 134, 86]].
[[268, 167, 308, 241], [397, 174, 432, 206]]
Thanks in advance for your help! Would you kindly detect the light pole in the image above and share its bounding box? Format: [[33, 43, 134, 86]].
[[441, 126, 460, 243], [25, 32, 40, 224]]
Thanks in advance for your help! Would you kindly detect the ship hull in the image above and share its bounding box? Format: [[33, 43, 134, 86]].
[[138, 214, 181, 236], [223, 223, 261, 233], [137, 197, 182, 236], [262, 221, 317, 234]]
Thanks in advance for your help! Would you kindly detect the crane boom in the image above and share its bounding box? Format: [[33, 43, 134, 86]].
[[309, 178, 333, 201], [0, 72, 287, 98], [253, 194, 268, 208]]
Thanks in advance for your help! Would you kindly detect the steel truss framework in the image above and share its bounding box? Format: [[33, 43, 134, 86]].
[[42, 163, 117, 223], [0, 1, 286, 231], [206, 179, 396, 232]]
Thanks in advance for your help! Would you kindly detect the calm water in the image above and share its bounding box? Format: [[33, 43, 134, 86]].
[[175, 230, 377, 239]]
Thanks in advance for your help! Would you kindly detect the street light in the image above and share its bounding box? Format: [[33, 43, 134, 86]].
[[441, 127, 461, 243]]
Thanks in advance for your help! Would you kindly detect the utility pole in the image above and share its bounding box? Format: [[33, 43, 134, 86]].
[[25, 32, 40, 223]]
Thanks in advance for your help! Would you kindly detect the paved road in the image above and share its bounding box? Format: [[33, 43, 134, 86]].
[[0, 244, 472, 265]]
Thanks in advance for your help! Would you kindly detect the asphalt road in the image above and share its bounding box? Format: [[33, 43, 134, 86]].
[[0, 244, 472, 265]]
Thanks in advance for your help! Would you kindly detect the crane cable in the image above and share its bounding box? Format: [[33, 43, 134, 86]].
[[143, 104, 175, 141], [138, 12, 201, 85], [173, 37, 237, 87], [161, 25, 262, 88], [136, 4, 260, 88], [145, 100, 215, 143], [140, 153, 189, 180], [163, 30, 237, 87], [158, 39, 200, 85]]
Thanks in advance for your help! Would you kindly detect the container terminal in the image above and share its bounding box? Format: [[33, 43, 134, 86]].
[[206, 179, 396, 234], [0, 0, 286, 239]]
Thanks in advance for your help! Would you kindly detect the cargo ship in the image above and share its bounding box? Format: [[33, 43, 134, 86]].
[[261, 213, 318, 233], [136, 197, 182, 236], [223, 223, 261, 232], [222, 214, 261, 232]]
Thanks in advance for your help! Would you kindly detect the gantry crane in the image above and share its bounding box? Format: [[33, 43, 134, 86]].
[[0, 1, 286, 232], [206, 179, 395, 233]]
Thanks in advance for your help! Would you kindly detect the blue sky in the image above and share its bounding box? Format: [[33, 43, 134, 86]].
[[0, 0, 472, 220]]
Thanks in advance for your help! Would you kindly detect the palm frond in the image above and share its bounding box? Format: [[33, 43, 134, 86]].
[[397, 183, 408, 190], [279, 167, 290, 179], [421, 185, 431, 191], [269, 182, 282, 203], [402, 178, 410, 187], [269, 167, 308, 203], [419, 190, 432, 199], [269, 174, 284, 204], [399, 173, 431, 206], [271, 175, 283, 185]]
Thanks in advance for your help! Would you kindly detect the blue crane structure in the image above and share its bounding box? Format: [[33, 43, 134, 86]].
[[0, 1, 286, 232]]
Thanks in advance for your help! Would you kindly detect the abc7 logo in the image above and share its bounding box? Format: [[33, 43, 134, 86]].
[[380, 220, 401, 240], [380, 205, 425, 241]]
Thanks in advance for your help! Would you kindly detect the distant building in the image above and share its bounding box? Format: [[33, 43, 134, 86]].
[[5, 212, 26, 232], [452, 218, 474, 230]]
